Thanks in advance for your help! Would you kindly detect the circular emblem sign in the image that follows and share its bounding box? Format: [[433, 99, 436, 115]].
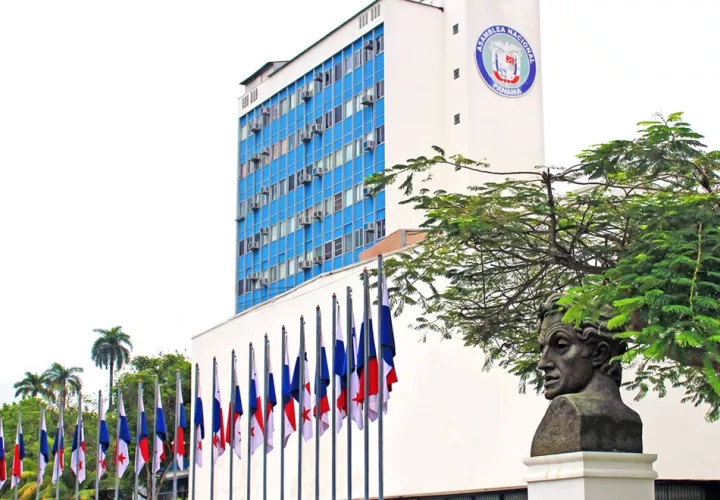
[[475, 25, 537, 98]]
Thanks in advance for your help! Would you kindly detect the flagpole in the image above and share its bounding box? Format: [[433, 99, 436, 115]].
[[134, 382, 141, 500], [210, 358, 217, 500], [14, 408, 21, 500], [362, 268, 370, 500], [229, 350, 236, 500], [56, 400, 63, 500], [280, 326, 287, 500], [263, 335, 270, 500], [377, 255, 385, 500], [174, 370, 181, 500], [152, 377, 159, 500], [331, 294, 337, 500], [191, 364, 199, 500], [95, 391, 102, 500], [114, 388, 122, 500], [36, 406, 44, 500], [346, 286, 353, 500], [246, 344, 253, 500], [75, 392, 82, 500], [314, 305, 321, 500], [297, 316, 305, 500]]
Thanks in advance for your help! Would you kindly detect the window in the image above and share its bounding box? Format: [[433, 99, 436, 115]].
[[288, 132, 296, 151], [375, 80, 385, 99], [334, 193, 343, 212], [288, 173, 295, 192], [323, 198, 332, 216], [344, 55, 353, 75], [453, 23, 459, 35], [454, 113, 461, 125], [325, 111, 333, 128], [334, 63, 342, 82], [289, 92, 297, 109], [271, 183, 278, 200], [271, 143, 279, 159], [363, 43, 374, 63], [324, 70, 332, 86], [280, 98, 289, 115], [354, 229, 363, 249], [262, 231, 269, 245], [344, 233, 353, 253], [453, 68, 460, 80], [354, 93, 362, 112], [353, 50, 362, 69], [238, 280, 244, 296], [324, 242, 333, 261], [376, 34, 384, 53], [322, 156, 331, 172], [355, 183, 363, 202], [279, 220, 286, 238], [263, 151, 270, 166], [375, 125, 385, 145], [238, 240, 245, 257], [376, 219, 386, 239], [345, 143, 353, 162], [239, 162, 247, 179], [271, 104, 279, 120], [365, 229, 375, 245], [280, 138, 288, 155], [344, 188, 353, 208], [269, 266, 276, 282], [345, 99, 353, 118], [288, 215, 296, 233], [334, 237, 343, 257], [270, 224, 278, 242], [279, 178, 287, 196], [354, 138, 363, 158], [241, 96, 249, 109], [240, 125, 248, 140], [279, 262, 286, 279], [288, 259, 296, 275], [334, 105, 343, 124], [334, 149, 343, 168]]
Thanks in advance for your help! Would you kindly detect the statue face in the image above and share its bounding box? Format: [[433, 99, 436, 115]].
[[537, 313, 595, 400]]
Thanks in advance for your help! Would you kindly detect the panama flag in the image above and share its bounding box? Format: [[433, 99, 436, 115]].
[[379, 272, 398, 413], [212, 365, 225, 463], [114, 393, 132, 478], [51, 414, 64, 484], [11, 419, 25, 488], [225, 364, 243, 459], [290, 350, 313, 441], [98, 401, 110, 479], [347, 315, 363, 429], [314, 329, 331, 437], [194, 378, 205, 467], [248, 351, 264, 454], [334, 304, 347, 432], [38, 411, 49, 483], [0, 418, 6, 489], [281, 335, 297, 447], [70, 415, 85, 484], [153, 386, 167, 474], [175, 389, 187, 470], [135, 394, 150, 475], [265, 352, 278, 453], [357, 304, 380, 421]]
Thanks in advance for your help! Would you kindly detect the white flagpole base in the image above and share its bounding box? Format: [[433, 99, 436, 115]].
[[523, 451, 658, 500]]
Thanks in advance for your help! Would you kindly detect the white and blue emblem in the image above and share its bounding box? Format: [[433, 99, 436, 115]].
[[475, 25, 537, 98]]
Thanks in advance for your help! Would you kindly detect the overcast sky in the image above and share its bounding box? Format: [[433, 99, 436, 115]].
[[0, 0, 718, 404]]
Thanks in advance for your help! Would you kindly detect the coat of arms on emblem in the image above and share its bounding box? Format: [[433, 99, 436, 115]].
[[490, 41, 523, 84], [475, 25, 537, 98]]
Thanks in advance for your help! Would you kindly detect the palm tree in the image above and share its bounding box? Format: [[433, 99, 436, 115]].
[[91, 326, 132, 409], [43, 362, 83, 411], [12, 372, 50, 399]]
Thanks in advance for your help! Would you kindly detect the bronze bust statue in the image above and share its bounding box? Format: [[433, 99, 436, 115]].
[[530, 294, 643, 456]]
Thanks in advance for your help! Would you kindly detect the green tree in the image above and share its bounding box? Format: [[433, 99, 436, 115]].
[[366, 112, 720, 420], [13, 373, 51, 400], [91, 326, 133, 410], [43, 363, 83, 412]]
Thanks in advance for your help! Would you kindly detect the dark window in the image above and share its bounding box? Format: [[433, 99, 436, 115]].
[[324, 242, 333, 261], [452, 23, 459, 35], [238, 240, 245, 257], [354, 229, 363, 249], [454, 113, 460, 125], [453, 68, 460, 79], [334, 105, 343, 123], [334, 193, 343, 212], [288, 173, 295, 192], [334, 237, 343, 257], [376, 35, 384, 53], [376, 219, 386, 239], [325, 111, 333, 128], [334, 63, 342, 82], [325, 70, 332, 86], [375, 80, 385, 99], [364, 45, 374, 64], [375, 125, 385, 145], [238, 280, 244, 296], [344, 233, 352, 253]]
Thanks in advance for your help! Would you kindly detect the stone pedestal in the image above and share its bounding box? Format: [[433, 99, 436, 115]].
[[523, 452, 658, 500]]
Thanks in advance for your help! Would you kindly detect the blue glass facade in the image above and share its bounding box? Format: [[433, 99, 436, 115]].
[[236, 25, 386, 313]]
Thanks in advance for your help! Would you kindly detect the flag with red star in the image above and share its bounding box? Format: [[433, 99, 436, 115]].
[[97, 398, 110, 479], [265, 346, 277, 453], [51, 413, 64, 484], [357, 301, 380, 422], [194, 375, 205, 468], [175, 387, 188, 470], [10, 418, 24, 488], [225, 360, 243, 459], [248, 347, 264, 454], [348, 314, 363, 430], [282, 334, 296, 447], [334, 302, 347, 433], [290, 349, 313, 442], [70, 413, 86, 484], [314, 325, 331, 437], [0, 418, 6, 489], [212, 361, 226, 463], [114, 392, 132, 478]]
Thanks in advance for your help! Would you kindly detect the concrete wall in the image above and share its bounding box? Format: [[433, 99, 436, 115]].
[[192, 256, 720, 499]]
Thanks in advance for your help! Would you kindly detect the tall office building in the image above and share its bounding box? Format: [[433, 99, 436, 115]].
[[235, 0, 544, 313]]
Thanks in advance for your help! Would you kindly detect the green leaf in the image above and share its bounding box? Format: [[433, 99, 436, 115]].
[[607, 313, 631, 330]]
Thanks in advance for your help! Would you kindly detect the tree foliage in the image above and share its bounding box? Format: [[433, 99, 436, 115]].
[[366, 112, 720, 420], [91, 326, 133, 410]]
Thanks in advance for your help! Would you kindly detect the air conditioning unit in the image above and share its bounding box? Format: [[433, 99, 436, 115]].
[[313, 210, 324, 221], [300, 89, 312, 101], [299, 260, 313, 270], [259, 278, 269, 287], [260, 227, 269, 236], [360, 91, 374, 106], [249, 120, 262, 133], [249, 153, 261, 163], [364, 223, 376, 233], [311, 123, 323, 135], [364, 40, 374, 51], [248, 241, 261, 251], [248, 272, 261, 281], [261, 147, 271, 156], [363, 140, 375, 152], [363, 186, 374, 198], [313, 166, 324, 178], [260, 186, 270, 196], [300, 131, 312, 143], [299, 173, 312, 184], [298, 216, 311, 227], [313, 72, 324, 82], [250, 200, 260, 211], [313, 256, 324, 265], [260, 107, 271, 116], [235, 210, 246, 222]]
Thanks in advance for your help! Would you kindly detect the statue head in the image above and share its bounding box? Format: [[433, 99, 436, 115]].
[[537, 294, 625, 400]]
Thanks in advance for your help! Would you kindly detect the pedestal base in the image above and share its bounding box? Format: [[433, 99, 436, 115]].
[[523, 452, 658, 500]]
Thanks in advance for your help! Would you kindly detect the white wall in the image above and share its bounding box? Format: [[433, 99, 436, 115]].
[[192, 257, 720, 499]]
